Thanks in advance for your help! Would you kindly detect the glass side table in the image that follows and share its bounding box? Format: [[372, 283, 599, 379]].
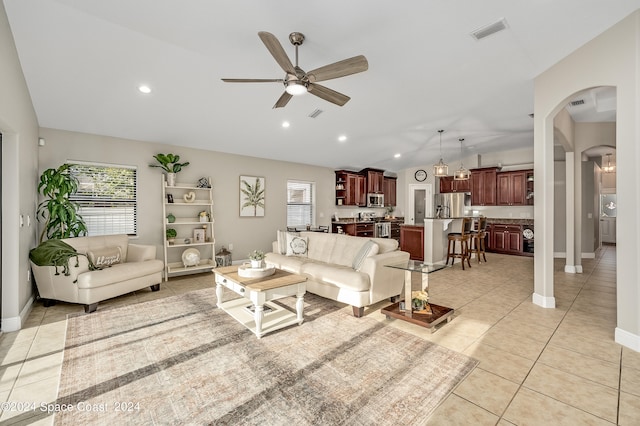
[[381, 260, 454, 332]]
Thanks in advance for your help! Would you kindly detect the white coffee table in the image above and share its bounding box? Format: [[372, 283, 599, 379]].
[[214, 265, 307, 338]]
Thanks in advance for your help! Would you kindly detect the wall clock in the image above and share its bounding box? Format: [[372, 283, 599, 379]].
[[414, 169, 427, 182]]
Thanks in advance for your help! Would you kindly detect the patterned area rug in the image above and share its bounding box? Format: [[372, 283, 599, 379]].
[[55, 289, 477, 425]]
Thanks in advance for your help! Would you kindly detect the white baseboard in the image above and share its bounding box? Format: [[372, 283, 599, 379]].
[[532, 293, 556, 308], [1, 296, 34, 332], [615, 328, 640, 352]]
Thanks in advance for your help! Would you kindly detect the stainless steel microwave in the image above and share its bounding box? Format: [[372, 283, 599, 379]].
[[367, 193, 384, 208]]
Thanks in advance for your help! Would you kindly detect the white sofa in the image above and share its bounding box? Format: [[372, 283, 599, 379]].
[[30, 234, 164, 313], [266, 231, 410, 317]]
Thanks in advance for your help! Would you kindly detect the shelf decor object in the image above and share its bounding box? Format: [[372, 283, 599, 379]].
[[433, 130, 449, 177], [161, 175, 216, 281]]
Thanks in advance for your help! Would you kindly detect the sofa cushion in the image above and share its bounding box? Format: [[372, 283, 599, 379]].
[[300, 262, 370, 292], [286, 234, 308, 256], [87, 246, 122, 268], [277, 230, 297, 255], [265, 252, 306, 274], [76, 260, 164, 289], [351, 240, 379, 271]]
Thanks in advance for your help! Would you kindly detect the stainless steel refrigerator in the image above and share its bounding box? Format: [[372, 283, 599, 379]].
[[433, 192, 471, 218]]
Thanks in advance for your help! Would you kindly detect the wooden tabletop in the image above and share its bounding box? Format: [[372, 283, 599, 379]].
[[214, 265, 306, 292]]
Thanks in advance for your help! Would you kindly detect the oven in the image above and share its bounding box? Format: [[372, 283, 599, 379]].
[[374, 221, 391, 238]]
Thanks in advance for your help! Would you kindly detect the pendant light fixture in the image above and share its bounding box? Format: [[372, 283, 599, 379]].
[[433, 130, 449, 177], [454, 138, 470, 180], [603, 153, 616, 173]]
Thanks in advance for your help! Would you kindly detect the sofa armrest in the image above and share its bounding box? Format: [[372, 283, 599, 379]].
[[30, 256, 90, 301], [127, 244, 157, 262], [359, 250, 410, 304]]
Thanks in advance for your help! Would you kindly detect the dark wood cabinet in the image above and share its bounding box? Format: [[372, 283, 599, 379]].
[[356, 222, 374, 238], [490, 224, 522, 254], [390, 221, 401, 242], [470, 168, 497, 206], [439, 176, 471, 193], [525, 170, 534, 205], [363, 168, 384, 194], [336, 171, 365, 206], [497, 171, 527, 206], [383, 176, 397, 206], [400, 225, 424, 261]]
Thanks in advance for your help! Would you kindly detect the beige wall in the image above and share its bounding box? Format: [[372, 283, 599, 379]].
[[534, 11, 640, 349], [0, 2, 40, 330], [38, 128, 337, 262]]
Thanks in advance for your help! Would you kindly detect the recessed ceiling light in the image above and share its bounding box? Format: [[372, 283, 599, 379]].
[[282, 121, 290, 128], [138, 85, 151, 94], [394, 153, 401, 158], [338, 135, 347, 142]]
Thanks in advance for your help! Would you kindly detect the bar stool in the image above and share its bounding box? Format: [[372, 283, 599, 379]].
[[446, 217, 472, 269], [469, 216, 487, 263]]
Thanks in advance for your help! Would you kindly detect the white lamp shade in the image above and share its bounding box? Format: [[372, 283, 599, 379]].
[[285, 81, 307, 95]]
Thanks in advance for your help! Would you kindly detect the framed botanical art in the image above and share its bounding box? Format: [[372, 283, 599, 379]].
[[240, 175, 265, 217]]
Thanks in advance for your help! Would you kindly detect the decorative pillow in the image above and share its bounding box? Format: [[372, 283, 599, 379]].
[[277, 230, 298, 255], [87, 246, 122, 269], [352, 240, 380, 271], [286, 234, 308, 257]]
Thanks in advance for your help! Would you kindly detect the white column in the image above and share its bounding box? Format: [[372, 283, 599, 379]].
[[564, 152, 577, 273], [533, 113, 556, 308]]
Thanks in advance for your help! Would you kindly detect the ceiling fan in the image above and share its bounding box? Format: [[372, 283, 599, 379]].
[[222, 31, 368, 108]]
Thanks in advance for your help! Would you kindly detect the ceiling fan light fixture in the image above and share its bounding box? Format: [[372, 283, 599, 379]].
[[433, 130, 449, 177], [284, 80, 308, 96]]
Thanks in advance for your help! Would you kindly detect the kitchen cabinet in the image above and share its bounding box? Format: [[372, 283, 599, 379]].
[[400, 225, 424, 261], [390, 221, 401, 242], [525, 170, 534, 205], [470, 168, 497, 206], [335, 171, 366, 206], [490, 224, 522, 255], [439, 176, 471, 193], [362, 168, 384, 194], [356, 222, 374, 237], [383, 176, 397, 206], [497, 171, 527, 206]]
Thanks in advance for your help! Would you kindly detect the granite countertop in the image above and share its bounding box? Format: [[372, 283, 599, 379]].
[[486, 218, 534, 225]]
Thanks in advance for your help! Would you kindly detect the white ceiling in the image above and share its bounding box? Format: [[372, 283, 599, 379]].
[[4, 1, 637, 172]]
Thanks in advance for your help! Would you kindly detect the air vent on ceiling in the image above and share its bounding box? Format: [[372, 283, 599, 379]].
[[470, 18, 508, 41], [308, 109, 323, 118], [570, 99, 585, 106]]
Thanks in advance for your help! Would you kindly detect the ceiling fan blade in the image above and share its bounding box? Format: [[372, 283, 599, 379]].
[[307, 83, 350, 106], [306, 55, 368, 83], [258, 31, 296, 75], [273, 92, 293, 109], [221, 78, 283, 83]]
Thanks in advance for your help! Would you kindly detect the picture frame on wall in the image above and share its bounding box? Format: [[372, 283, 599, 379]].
[[193, 228, 205, 243], [239, 175, 265, 217]]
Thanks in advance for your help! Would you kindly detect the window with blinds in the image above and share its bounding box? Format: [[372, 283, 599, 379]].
[[68, 163, 137, 236], [287, 180, 315, 227]]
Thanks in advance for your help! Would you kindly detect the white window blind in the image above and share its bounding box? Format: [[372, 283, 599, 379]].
[[68, 163, 137, 236], [287, 180, 315, 227]]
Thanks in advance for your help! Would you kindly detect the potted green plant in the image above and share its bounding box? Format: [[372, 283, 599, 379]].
[[150, 153, 190, 187], [36, 164, 88, 243], [248, 250, 265, 268], [166, 228, 177, 244]]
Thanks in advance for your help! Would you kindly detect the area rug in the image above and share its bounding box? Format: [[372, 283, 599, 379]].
[[54, 289, 477, 425]]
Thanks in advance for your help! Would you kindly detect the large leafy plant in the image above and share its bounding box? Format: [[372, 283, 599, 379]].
[[36, 164, 88, 243], [150, 153, 190, 173]]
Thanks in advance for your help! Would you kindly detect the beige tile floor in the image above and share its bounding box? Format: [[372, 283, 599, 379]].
[[1, 245, 639, 425]]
